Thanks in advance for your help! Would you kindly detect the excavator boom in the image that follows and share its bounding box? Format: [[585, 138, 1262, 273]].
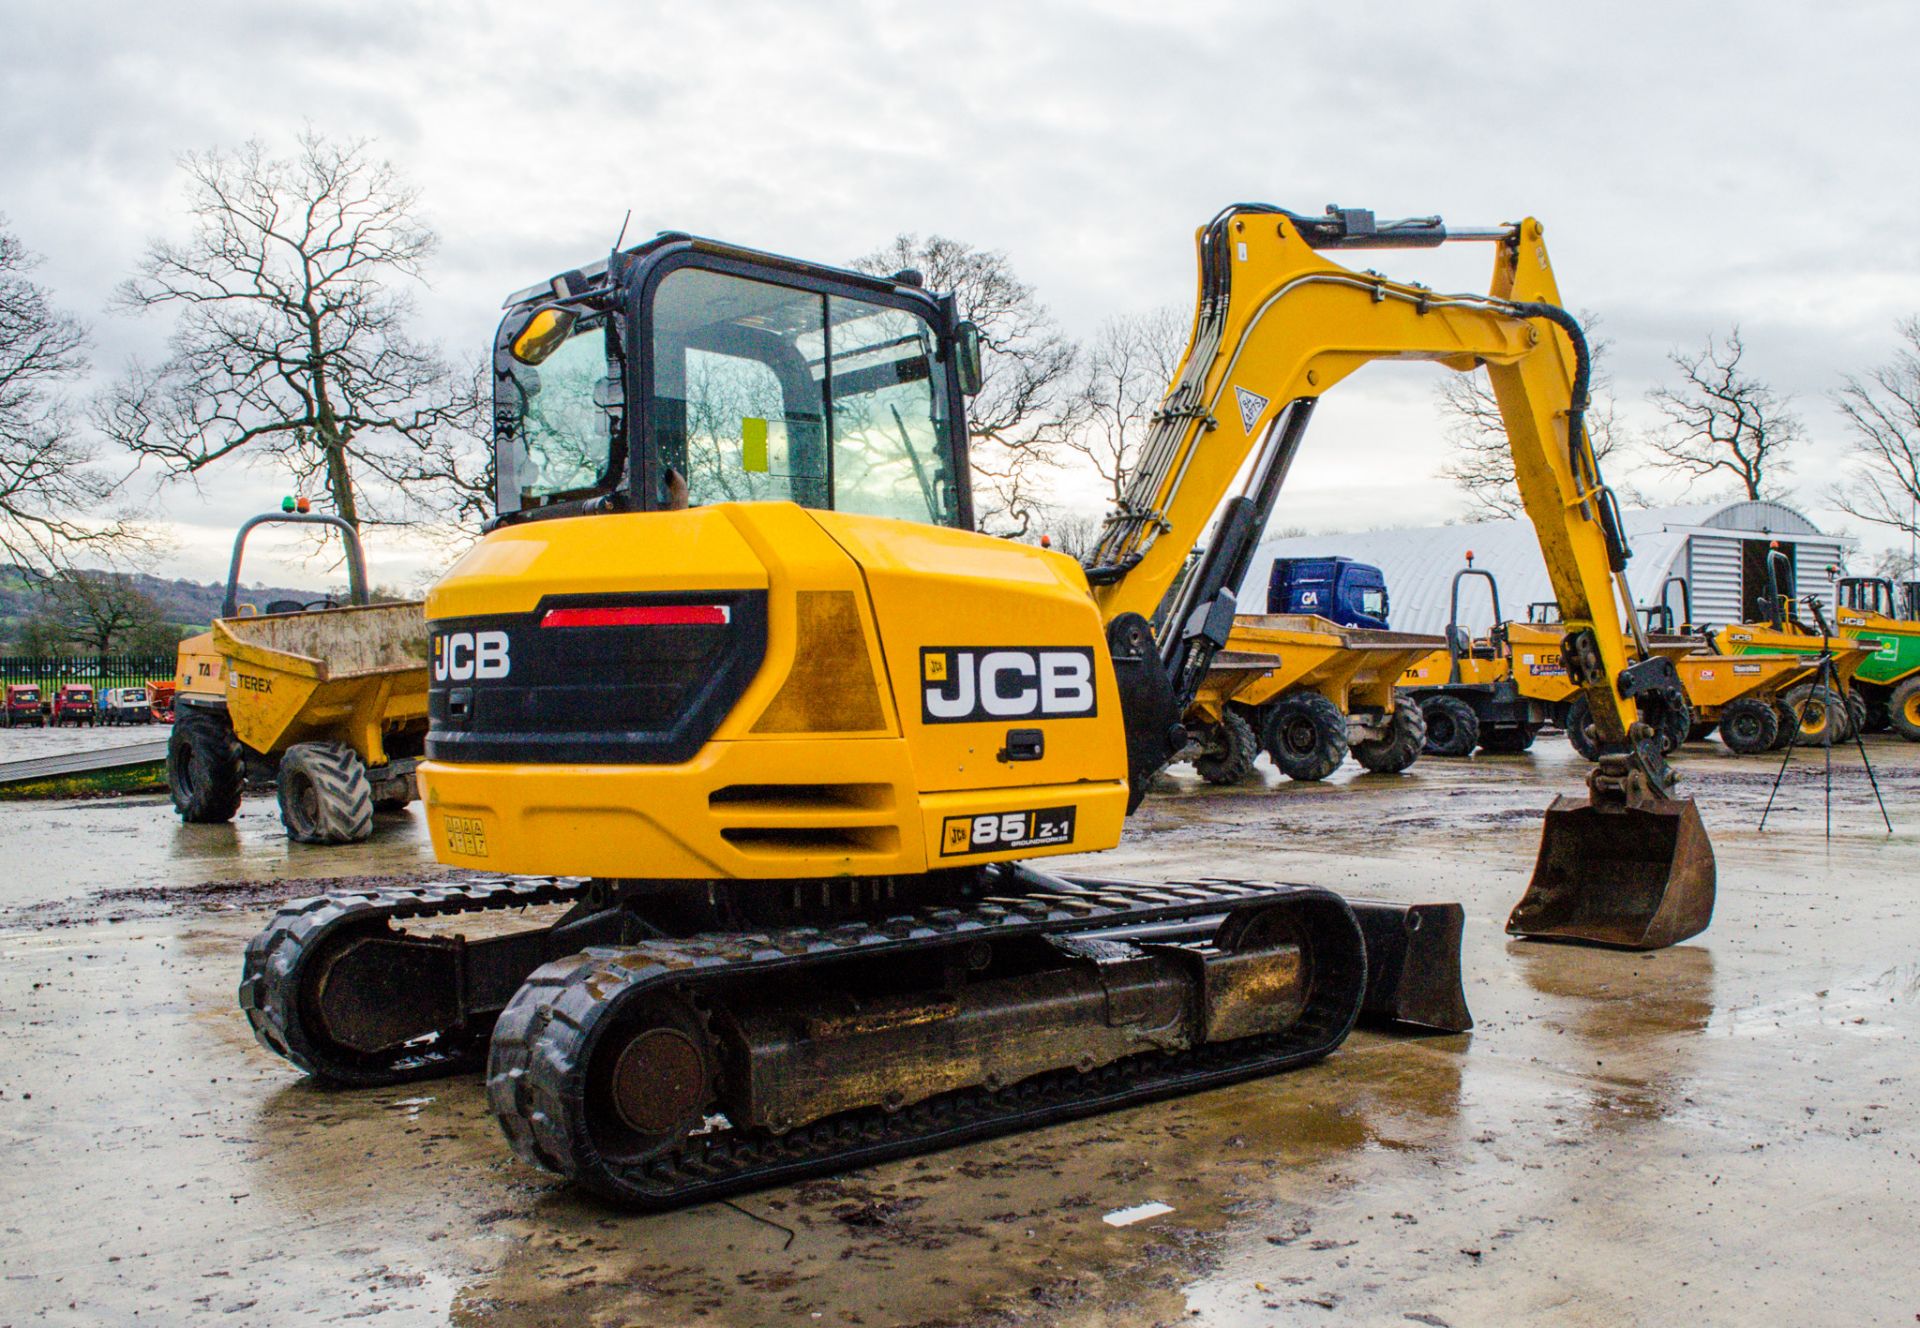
[[1089, 205, 1714, 948]]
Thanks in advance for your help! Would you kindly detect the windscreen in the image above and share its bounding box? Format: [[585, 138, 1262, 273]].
[[650, 267, 959, 525]]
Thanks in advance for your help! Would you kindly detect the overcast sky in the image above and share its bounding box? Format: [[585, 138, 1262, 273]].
[[7, 1, 1920, 589]]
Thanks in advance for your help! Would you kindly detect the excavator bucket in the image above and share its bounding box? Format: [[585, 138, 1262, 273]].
[[1507, 791, 1716, 949]]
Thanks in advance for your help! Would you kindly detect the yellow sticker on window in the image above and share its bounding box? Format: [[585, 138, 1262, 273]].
[[741, 417, 769, 473]]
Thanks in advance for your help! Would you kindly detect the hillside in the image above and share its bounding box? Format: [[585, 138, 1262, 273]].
[[0, 566, 353, 640]]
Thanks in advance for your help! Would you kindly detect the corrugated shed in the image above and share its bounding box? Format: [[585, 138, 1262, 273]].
[[1244, 501, 1853, 635], [1686, 536, 1743, 624]]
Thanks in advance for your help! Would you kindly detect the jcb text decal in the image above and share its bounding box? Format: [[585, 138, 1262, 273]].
[[921, 647, 1095, 724], [941, 806, 1077, 856], [433, 630, 511, 682]]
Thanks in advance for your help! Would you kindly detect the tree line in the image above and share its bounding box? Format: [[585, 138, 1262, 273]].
[[7, 129, 1920, 652]]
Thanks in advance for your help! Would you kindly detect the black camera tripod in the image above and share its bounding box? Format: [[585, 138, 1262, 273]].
[[1758, 601, 1893, 839]]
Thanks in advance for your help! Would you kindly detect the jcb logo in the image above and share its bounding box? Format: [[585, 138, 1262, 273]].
[[433, 630, 511, 682], [920, 647, 1095, 724]]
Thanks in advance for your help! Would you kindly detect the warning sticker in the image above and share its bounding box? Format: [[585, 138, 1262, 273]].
[[1234, 385, 1269, 435]]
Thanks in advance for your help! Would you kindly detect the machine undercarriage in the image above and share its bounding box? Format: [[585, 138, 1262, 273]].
[[241, 868, 1467, 1206]]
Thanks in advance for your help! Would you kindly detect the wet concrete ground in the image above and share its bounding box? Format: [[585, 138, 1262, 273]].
[[1, 737, 1915, 1326]]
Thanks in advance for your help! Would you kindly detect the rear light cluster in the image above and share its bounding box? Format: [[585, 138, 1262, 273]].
[[539, 604, 732, 629]]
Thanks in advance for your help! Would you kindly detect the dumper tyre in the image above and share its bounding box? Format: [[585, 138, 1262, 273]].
[[1638, 684, 1692, 755], [278, 742, 374, 845], [1769, 700, 1797, 750], [1478, 725, 1538, 755], [168, 707, 245, 823], [1193, 710, 1259, 785], [1352, 702, 1426, 774], [1719, 697, 1778, 754], [1262, 693, 1348, 782], [1860, 688, 1891, 734], [1889, 677, 1920, 742], [1419, 695, 1479, 757], [1846, 691, 1868, 741], [1563, 696, 1600, 761], [1781, 684, 1845, 747]]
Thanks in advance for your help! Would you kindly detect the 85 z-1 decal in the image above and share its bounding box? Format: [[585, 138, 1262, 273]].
[[941, 806, 1077, 856], [921, 646, 1095, 724]]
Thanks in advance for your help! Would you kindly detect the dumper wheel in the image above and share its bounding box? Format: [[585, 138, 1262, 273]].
[[1352, 702, 1426, 774], [1719, 697, 1778, 754], [1478, 725, 1537, 755], [1639, 684, 1692, 755], [1846, 691, 1868, 742], [1769, 700, 1796, 750], [1420, 696, 1479, 757], [1859, 688, 1891, 734], [1781, 684, 1845, 747], [1262, 693, 1348, 782], [1888, 677, 1920, 742], [168, 707, 245, 823], [1563, 696, 1600, 761], [278, 742, 374, 845], [1194, 710, 1259, 785]]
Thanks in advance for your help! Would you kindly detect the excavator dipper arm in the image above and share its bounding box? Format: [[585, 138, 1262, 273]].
[[1089, 205, 1714, 949]]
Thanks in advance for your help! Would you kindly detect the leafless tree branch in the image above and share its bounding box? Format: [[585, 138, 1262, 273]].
[[852, 234, 1081, 536], [1645, 326, 1799, 500], [99, 131, 479, 532]]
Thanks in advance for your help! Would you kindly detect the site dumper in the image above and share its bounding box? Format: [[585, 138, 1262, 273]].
[[51, 684, 96, 727], [1400, 564, 1695, 756], [1188, 614, 1441, 782], [1709, 551, 1876, 746], [100, 687, 154, 726], [168, 509, 427, 844], [3, 684, 45, 728], [1834, 575, 1920, 739]]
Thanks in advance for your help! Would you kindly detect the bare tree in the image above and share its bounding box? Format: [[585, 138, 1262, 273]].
[[1645, 327, 1799, 500], [0, 219, 128, 569], [1435, 315, 1624, 520], [852, 235, 1079, 536], [1870, 546, 1918, 582], [26, 566, 169, 653], [1066, 307, 1186, 505], [101, 132, 477, 530], [1832, 317, 1920, 545]]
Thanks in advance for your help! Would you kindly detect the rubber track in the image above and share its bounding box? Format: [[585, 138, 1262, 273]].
[[238, 877, 590, 1086], [487, 878, 1365, 1209]]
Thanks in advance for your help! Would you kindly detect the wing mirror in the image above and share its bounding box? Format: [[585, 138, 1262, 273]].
[[954, 319, 984, 396], [509, 305, 578, 366]]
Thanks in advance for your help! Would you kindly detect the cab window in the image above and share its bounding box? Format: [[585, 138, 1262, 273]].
[[650, 267, 958, 525]]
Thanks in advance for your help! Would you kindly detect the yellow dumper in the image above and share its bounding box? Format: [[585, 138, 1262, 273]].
[[168, 511, 428, 844], [1187, 614, 1442, 782]]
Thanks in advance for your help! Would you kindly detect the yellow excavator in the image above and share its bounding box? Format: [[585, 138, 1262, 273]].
[[239, 205, 1715, 1207]]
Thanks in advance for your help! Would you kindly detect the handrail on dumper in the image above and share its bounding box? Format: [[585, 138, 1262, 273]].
[[221, 513, 370, 619]]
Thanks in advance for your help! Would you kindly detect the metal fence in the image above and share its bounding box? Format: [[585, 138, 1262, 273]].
[[0, 655, 176, 691]]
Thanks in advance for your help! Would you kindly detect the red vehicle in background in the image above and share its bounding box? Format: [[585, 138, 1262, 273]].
[[52, 684, 97, 726], [3, 684, 46, 727], [148, 680, 177, 723]]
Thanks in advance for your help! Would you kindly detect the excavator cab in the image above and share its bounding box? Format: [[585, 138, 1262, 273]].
[[492, 236, 978, 530]]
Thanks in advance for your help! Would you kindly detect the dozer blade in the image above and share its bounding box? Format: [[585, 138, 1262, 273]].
[[1508, 790, 1715, 950]]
